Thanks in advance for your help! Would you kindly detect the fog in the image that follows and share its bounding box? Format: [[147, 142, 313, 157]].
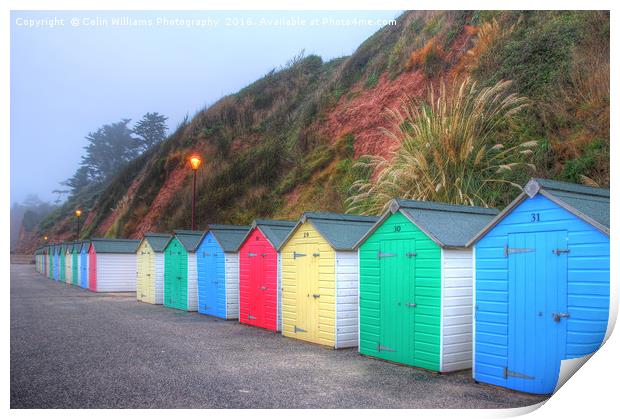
[[11, 10, 399, 205]]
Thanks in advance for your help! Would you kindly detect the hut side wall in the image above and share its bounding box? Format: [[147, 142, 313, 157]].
[[440, 248, 473, 372], [224, 252, 240, 319], [334, 250, 359, 349], [96, 253, 137, 292]]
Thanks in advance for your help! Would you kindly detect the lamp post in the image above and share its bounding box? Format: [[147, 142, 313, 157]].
[[75, 209, 82, 239], [189, 154, 202, 230]]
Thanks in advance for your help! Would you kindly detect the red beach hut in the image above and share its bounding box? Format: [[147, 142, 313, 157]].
[[236, 219, 295, 332]]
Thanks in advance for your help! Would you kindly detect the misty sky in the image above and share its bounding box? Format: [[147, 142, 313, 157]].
[[10, 10, 400, 205]]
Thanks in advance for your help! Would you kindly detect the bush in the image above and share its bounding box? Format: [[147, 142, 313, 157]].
[[561, 138, 608, 185], [474, 13, 582, 97], [347, 77, 535, 214], [365, 71, 379, 89], [407, 37, 446, 77]]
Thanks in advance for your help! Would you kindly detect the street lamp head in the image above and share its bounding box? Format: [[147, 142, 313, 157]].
[[189, 154, 202, 171], [44, 236, 48, 241], [75, 209, 82, 217]]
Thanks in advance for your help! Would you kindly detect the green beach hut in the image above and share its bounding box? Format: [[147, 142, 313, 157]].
[[47, 245, 54, 278], [163, 230, 204, 311], [72, 243, 80, 285], [59, 243, 67, 282], [355, 198, 498, 372]]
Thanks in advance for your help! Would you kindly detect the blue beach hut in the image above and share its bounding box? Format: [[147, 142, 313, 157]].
[[53, 244, 60, 281], [468, 178, 610, 394], [80, 241, 89, 288], [196, 224, 250, 319]]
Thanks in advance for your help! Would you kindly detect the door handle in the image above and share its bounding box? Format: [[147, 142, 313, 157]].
[[406, 303, 417, 308], [552, 312, 570, 322], [260, 285, 268, 291], [312, 294, 320, 299], [552, 248, 570, 255]]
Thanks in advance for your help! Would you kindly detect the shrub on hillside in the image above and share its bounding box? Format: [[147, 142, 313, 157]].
[[407, 37, 447, 77], [346, 77, 536, 215]]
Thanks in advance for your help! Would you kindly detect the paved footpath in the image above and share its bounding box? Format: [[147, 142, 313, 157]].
[[10, 264, 547, 408]]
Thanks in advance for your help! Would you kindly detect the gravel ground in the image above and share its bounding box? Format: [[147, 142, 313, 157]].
[[11, 264, 547, 409]]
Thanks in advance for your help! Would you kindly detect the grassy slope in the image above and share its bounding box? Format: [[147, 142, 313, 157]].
[[37, 10, 609, 243]]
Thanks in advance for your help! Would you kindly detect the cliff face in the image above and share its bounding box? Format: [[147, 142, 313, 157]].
[[29, 10, 608, 247]]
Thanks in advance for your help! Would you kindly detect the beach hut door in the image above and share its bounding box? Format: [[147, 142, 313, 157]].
[[202, 248, 219, 314], [507, 230, 568, 394], [378, 239, 416, 365], [294, 243, 319, 341], [248, 243, 266, 325]]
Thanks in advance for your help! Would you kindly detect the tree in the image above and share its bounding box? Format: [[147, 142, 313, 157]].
[[133, 112, 168, 151], [51, 189, 70, 204], [81, 119, 140, 182], [22, 193, 44, 208], [61, 165, 91, 193], [10, 194, 56, 251], [60, 113, 167, 197]]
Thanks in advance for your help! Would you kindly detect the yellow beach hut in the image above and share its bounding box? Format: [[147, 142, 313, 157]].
[[136, 233, 171, 305], [278, 212, 378, 348]]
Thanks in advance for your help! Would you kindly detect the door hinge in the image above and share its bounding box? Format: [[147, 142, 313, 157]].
[[377, 251, 397, 259], [377, 343, 396, 353], [552, 248, 570, 255], [504, 245, 535, 257], [503, 367, 535, 380], [293, 252, 306, 259], [294, 325, 307, 333]]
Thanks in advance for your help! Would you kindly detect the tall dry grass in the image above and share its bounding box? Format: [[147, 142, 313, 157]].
[[346, 77, 535, 215], [452, 17, 518, 77]]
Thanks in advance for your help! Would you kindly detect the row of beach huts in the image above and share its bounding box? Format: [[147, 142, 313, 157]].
[[34, 178, 610, 395]]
